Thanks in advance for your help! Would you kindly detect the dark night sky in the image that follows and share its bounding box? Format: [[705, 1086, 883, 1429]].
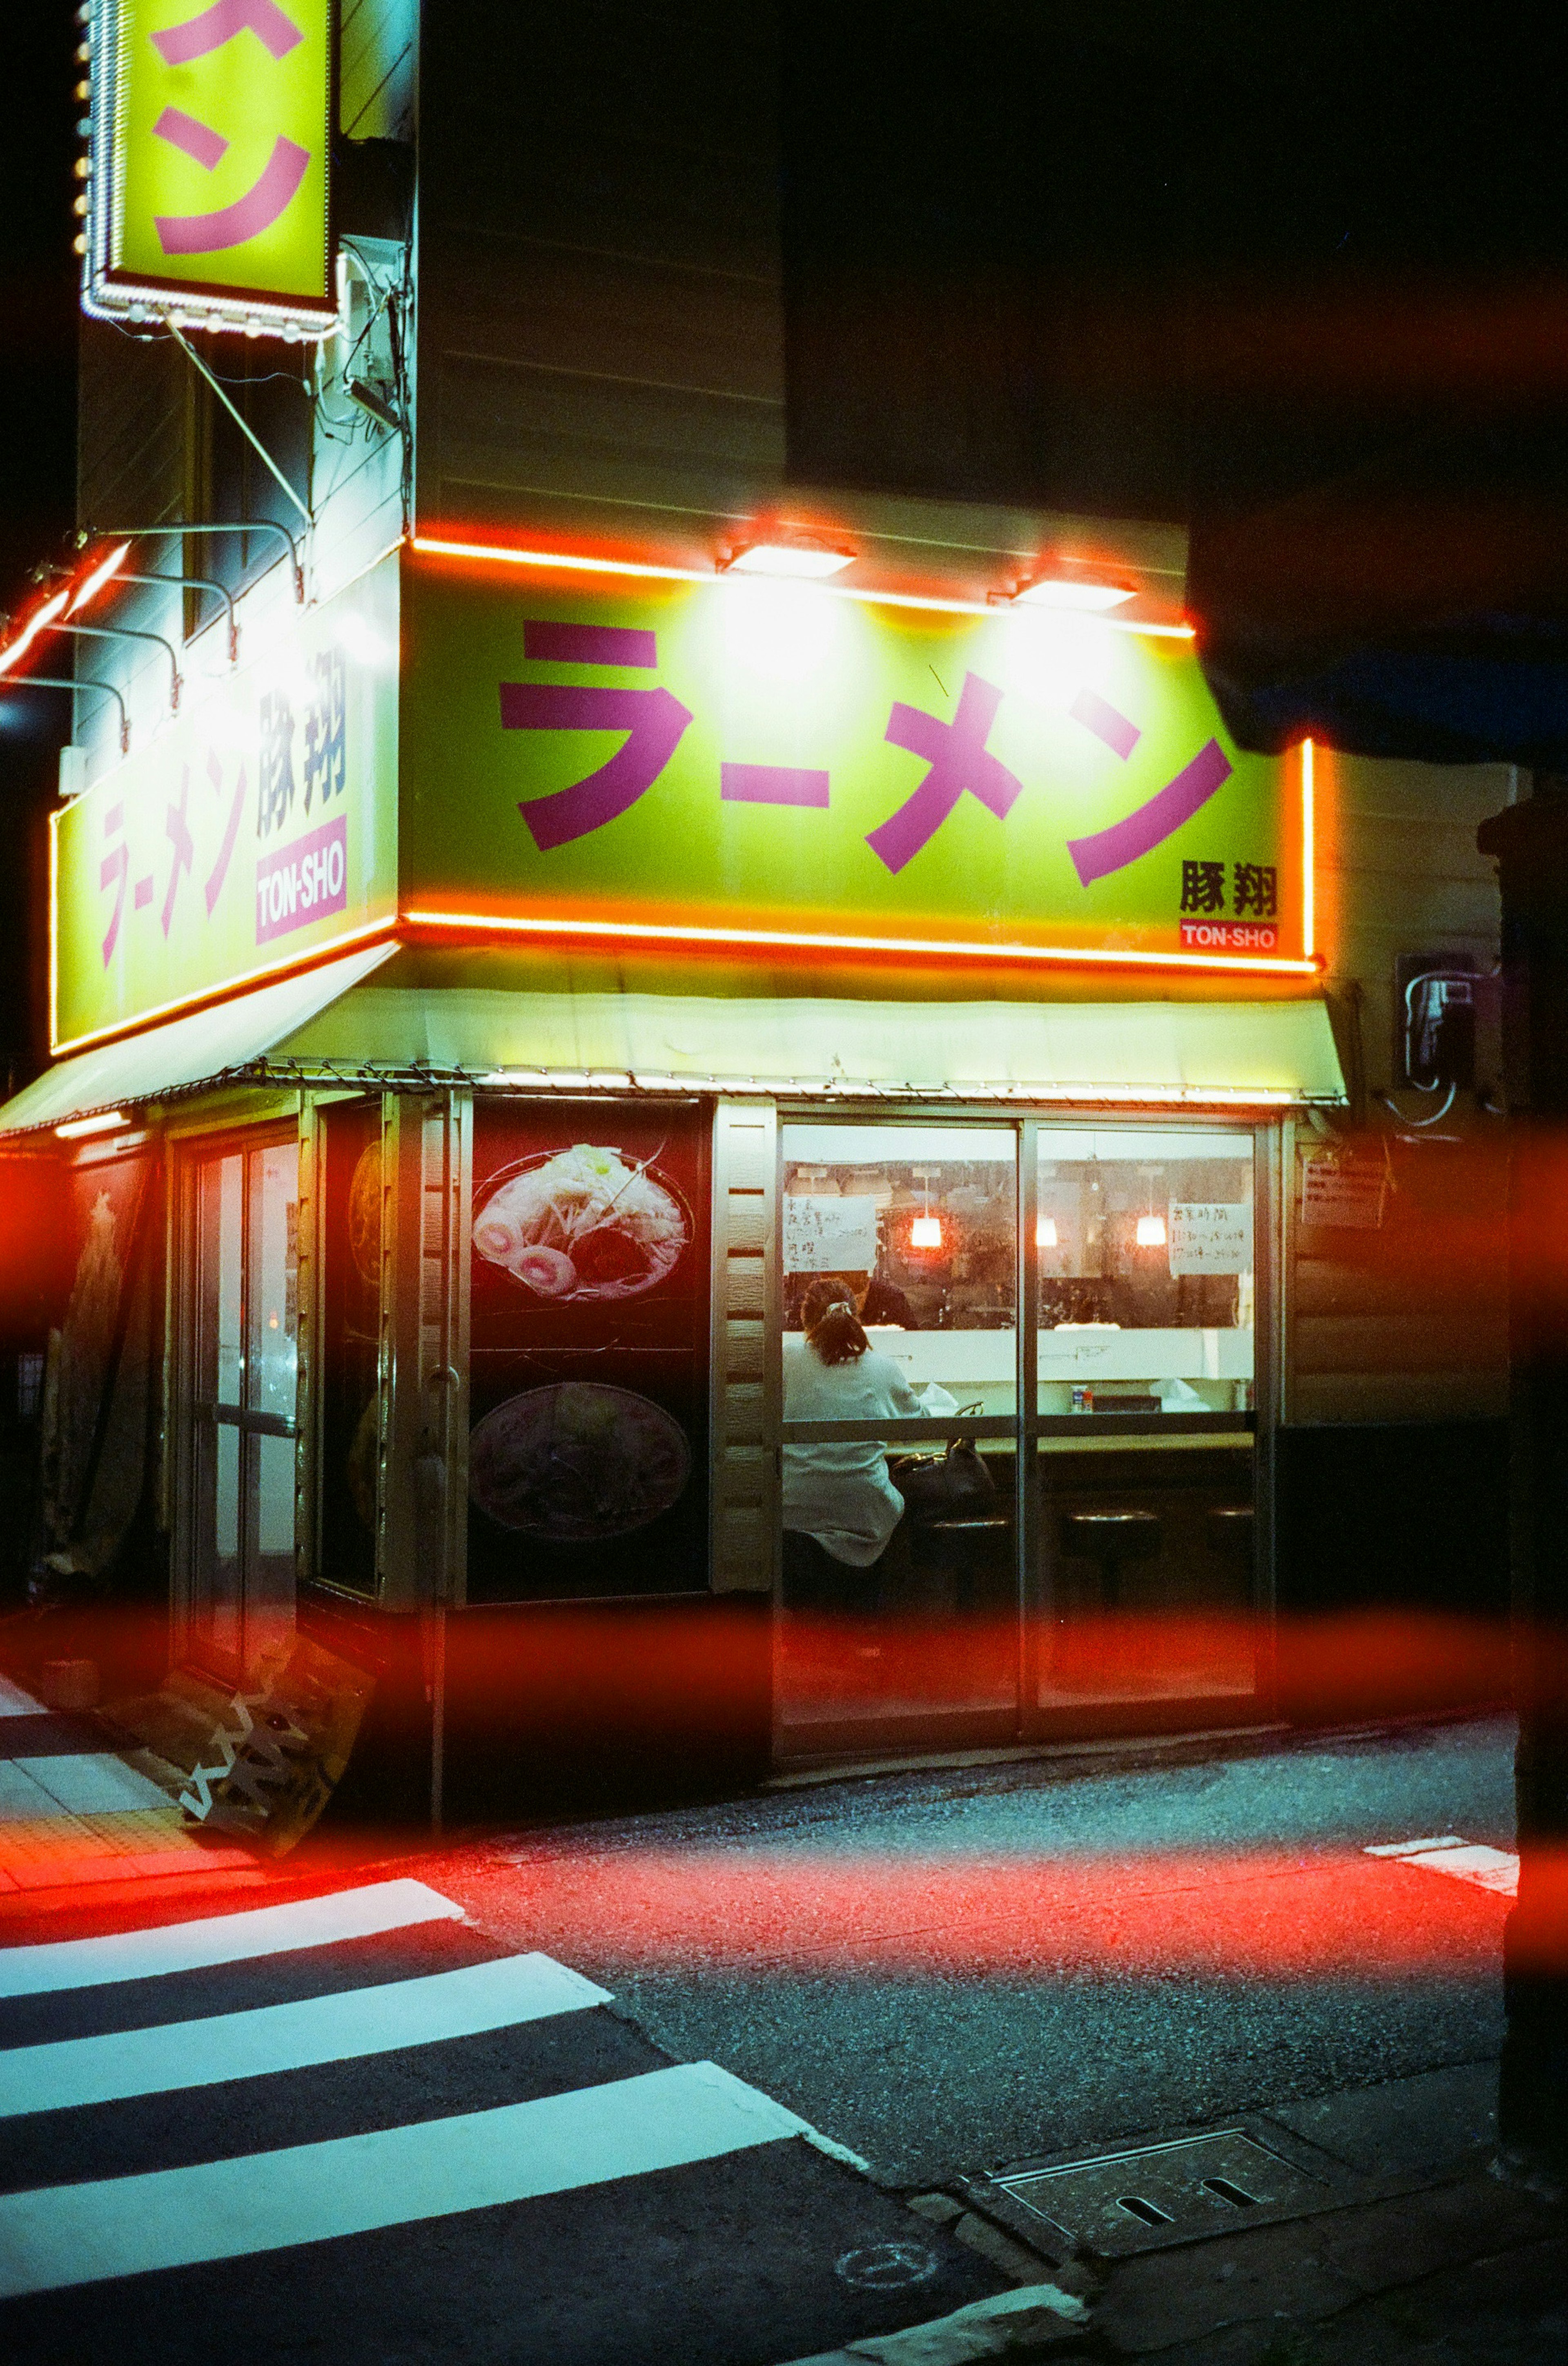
[[3, 5, 1567, 1076], [0, 2, 80, 1083]]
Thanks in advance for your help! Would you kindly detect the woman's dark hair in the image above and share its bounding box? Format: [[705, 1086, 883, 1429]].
[[801, 1277, 869, 1366]]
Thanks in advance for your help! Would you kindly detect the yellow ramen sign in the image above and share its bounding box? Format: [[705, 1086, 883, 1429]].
[[86, 0, 333, 331]]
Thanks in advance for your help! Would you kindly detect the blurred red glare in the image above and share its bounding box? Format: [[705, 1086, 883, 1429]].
[[423, 1843, 1559, 1982], [0, 1606, 1559, 1966]]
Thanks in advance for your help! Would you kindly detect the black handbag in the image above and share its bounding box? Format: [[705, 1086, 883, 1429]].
[[889, 1433, 997, 1525]]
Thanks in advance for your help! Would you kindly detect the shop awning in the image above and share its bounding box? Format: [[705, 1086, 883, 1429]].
[[0, 945, 397, 1138], [282, 966, 1346, 1106], [0, 949, 1345, 1134]]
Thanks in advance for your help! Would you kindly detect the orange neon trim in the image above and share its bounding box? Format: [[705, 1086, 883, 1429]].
[[401, 906, 1322, 979], [0, 588, 71, 680], [410, 535, 1198, 642], [48, 915, 401, 1058], [67, 543, 131, 617], [1301, 738, 1316, 961], [47, 803, 59, 1054]]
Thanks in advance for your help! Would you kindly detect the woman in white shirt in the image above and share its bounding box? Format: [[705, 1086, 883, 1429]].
[[782, 1279, 922, 1602]]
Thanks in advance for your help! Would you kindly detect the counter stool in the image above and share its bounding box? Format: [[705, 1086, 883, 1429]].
[[920, 1509, 1012, 1612], [1058, 1510, 1163, 1608]]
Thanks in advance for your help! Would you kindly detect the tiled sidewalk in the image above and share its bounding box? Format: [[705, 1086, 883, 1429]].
[[0, 1671, 261, 1921]]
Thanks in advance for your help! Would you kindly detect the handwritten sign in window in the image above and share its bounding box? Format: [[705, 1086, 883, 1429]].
[[1169, 1202, 1253, 1274], [783, 1195, 881, 1274]]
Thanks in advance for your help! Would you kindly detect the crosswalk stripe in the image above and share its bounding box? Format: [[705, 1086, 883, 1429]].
[[0, 1952, 610, 2118], [0, 2060, 810, 2295], [1363, 1835, 1466, 1857], [0, 1880, 464, 1999], [1363, 1834, 1519, 1895], [1400, 1843, 1519, 1894]]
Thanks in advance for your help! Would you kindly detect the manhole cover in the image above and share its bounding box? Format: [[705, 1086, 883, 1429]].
[[835, 2240, 940, 2289], [994, 2131, 1327, 2257]]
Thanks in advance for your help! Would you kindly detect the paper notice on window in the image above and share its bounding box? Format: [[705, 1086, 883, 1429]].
[[1300, 1155, 1386, 1230], [784, 1195, 881, 1273], [1169, 1202, 1253, 1274]]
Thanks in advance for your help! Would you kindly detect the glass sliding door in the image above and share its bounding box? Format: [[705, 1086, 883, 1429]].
[[186, 1132, 301, 1680], [1031, 1126, 1258, 1721], [776, 1121, 1019, 1749], [771, 1111, 1266, 1762]]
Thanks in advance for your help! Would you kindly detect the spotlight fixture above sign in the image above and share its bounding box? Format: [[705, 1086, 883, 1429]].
[[1012, 561, 1138, 613], [720, 533, 857, 580]]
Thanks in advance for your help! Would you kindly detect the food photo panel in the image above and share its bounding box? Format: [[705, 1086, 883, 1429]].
[[466, 1105, 710, 1602]]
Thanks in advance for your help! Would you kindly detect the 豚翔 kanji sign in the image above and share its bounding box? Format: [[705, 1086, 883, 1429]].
[[84, 0, 334, 333], [51, 555, 396, 1050]]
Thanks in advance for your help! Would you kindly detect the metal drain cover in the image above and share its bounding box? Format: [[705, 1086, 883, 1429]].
[[993, 2131, 1328, 2257]]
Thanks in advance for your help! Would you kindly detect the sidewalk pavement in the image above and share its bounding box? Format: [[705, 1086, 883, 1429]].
[[0, 1668, 267, 1927], [802, 2060, 1563, 2364]]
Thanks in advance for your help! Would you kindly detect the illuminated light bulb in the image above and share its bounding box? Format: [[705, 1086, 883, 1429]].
[[1036, 1214, 1058, 1249], [1136, 1214, 1167, 1248], [722, 537, 855, 580], [910, 1214, 944, 1250]]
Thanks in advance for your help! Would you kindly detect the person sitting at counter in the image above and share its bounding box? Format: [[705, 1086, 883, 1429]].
[[859, 1268, 918, 1327], [782, 1278, 922, 1599], [785, 1267, 919, 1329]]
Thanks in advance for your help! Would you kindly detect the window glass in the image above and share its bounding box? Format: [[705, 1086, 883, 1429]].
[[1037, 1128, 1254, 1414], [783, 1123, 1017, 1417]]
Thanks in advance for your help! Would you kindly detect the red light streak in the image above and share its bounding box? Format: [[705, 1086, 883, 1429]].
[[419, 1844, 1555, 1981]]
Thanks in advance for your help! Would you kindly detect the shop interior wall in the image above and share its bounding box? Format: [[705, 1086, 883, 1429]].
[[1278, 752, 1512, 1680]]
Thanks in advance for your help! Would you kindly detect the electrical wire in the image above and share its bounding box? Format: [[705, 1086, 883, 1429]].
[[1374, 1083, 1459, 1135]]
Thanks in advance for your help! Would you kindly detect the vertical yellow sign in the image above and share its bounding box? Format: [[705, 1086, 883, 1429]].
[[87, 0, 333, 330]]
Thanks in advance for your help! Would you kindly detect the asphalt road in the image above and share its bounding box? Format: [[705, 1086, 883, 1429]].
[[0, 1880, 1000, 2365], [437, 1712, 1518, 2189]]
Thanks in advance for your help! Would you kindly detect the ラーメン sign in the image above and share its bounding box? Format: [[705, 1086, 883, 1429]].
[[83, 0, 334, 334], [51, 554, 397, 1051], [399, 550, 1314, 976]]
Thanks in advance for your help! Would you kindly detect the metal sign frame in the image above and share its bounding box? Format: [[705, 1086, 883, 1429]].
[[81, 0, 338, 340]]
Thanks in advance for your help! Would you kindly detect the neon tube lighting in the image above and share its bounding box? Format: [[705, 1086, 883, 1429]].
[[402, 905, 1321, 978], [67, 543, 131, 615], [1301, 738, 1316, 961], [0, 589, 71, 680], [48, 912, 401, 1058], [472, 1068, 1307, 1107], [55, 1109, 129, 1139], [410, 537, 1197, 641]]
